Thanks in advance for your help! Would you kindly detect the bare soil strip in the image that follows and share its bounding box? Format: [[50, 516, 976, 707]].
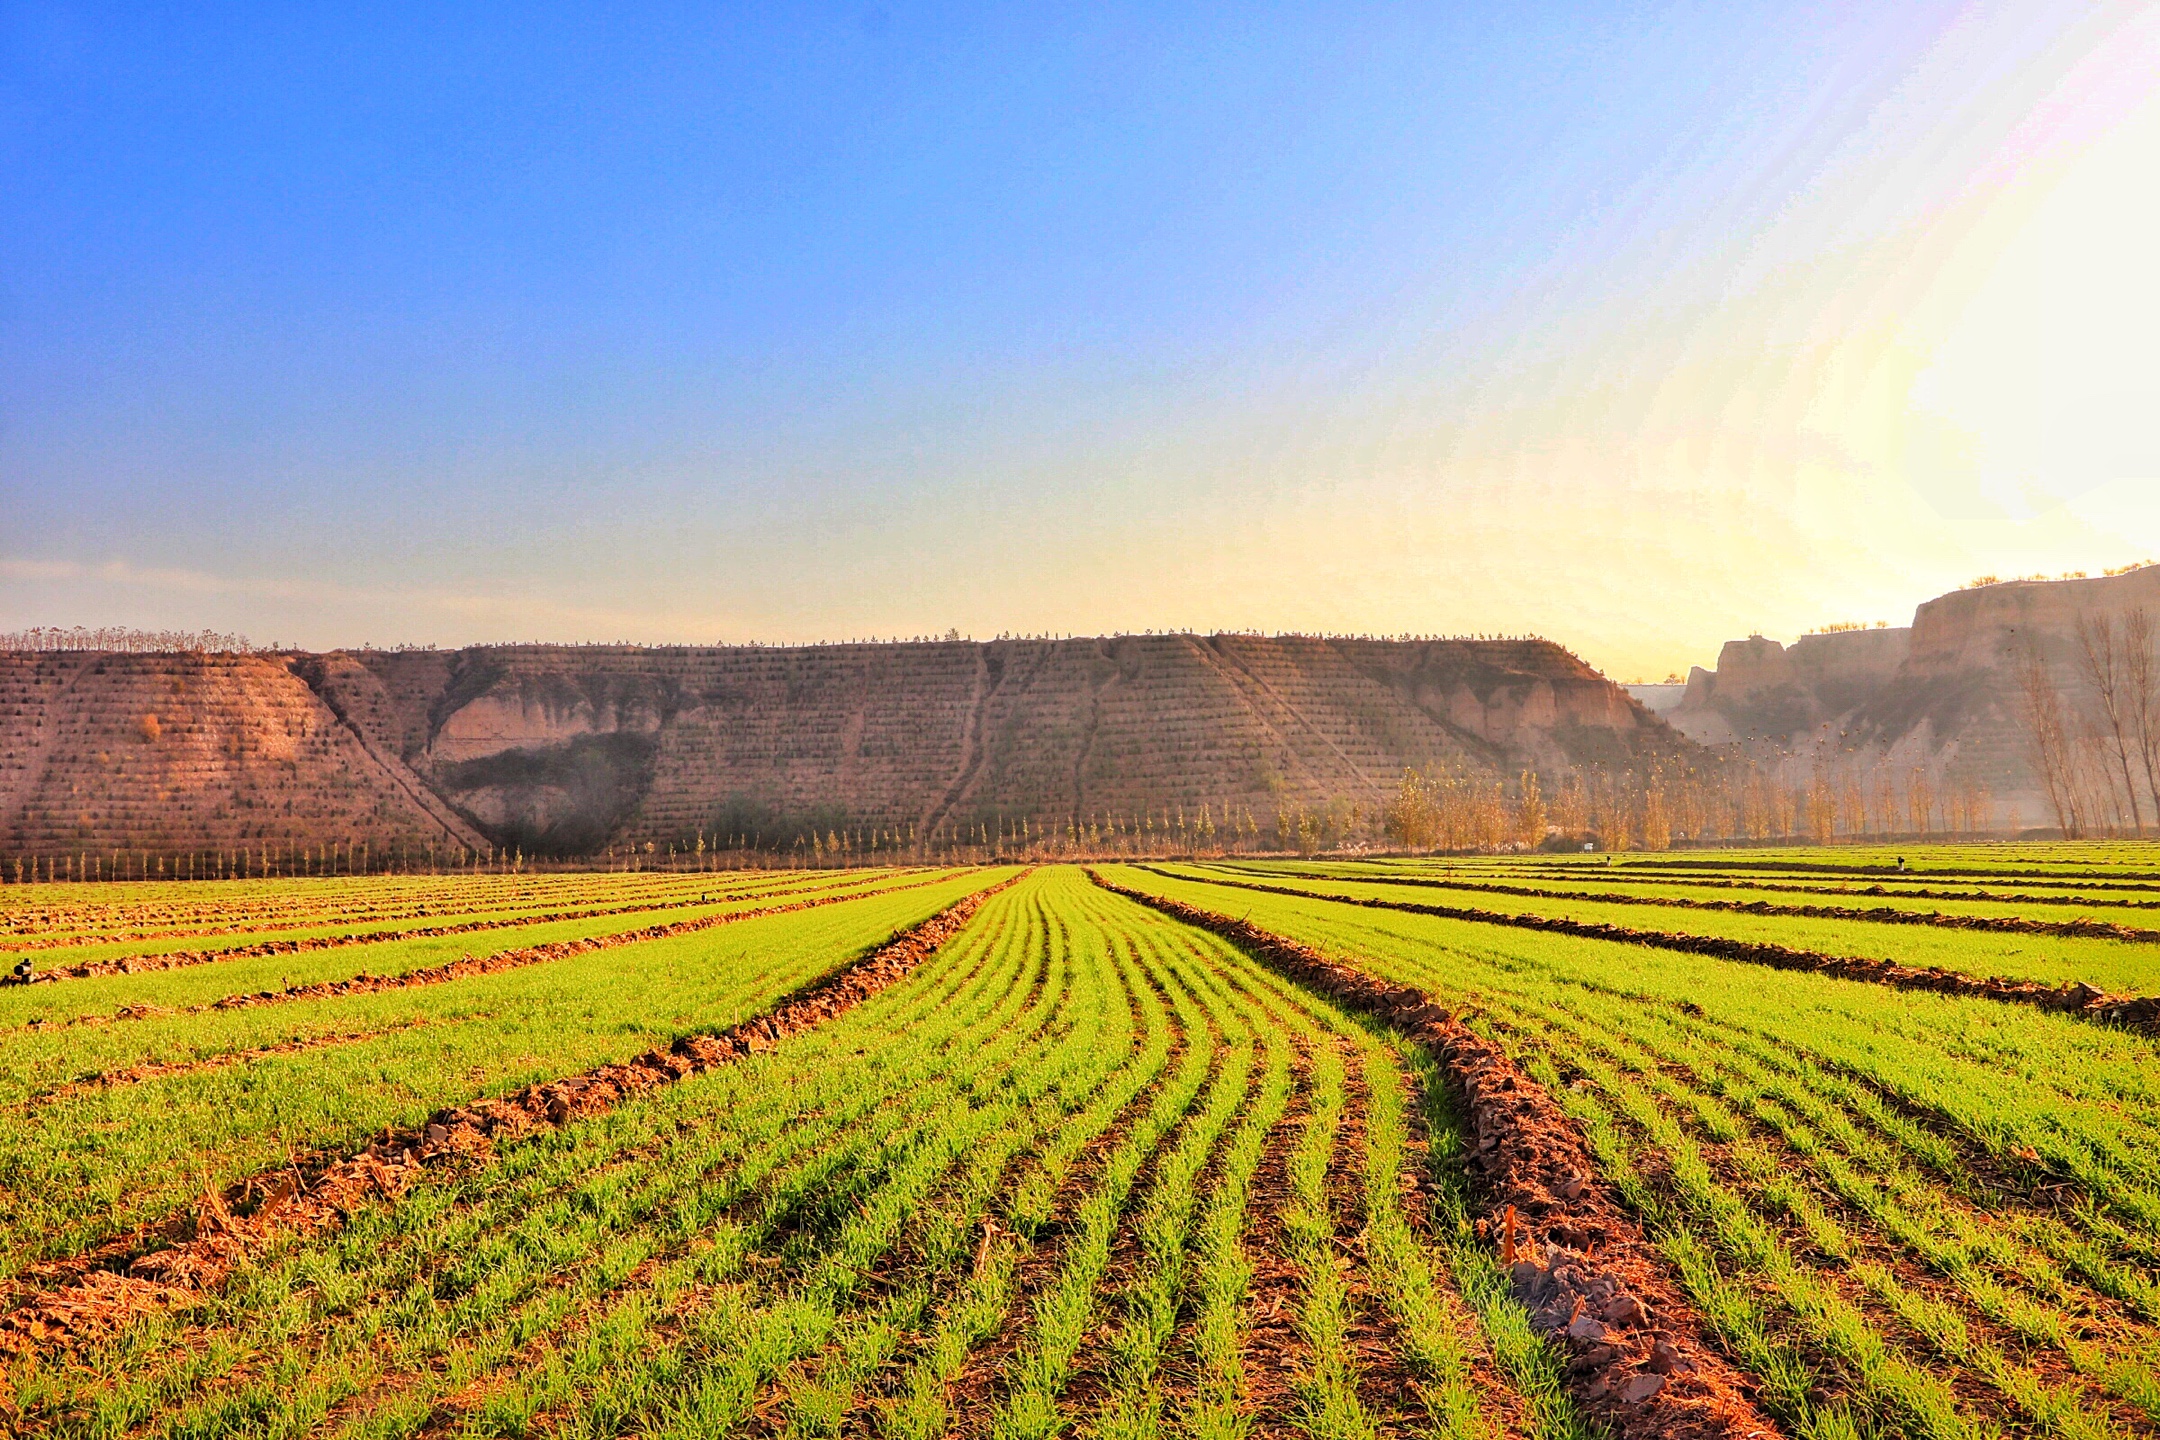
[[1150, 868, 2160, 1036], [1234, 1041, 1316, 1439], [19, 871, 966, 1030], [1095, 872, 1782, 1440], [4, 870, 903, 977], [1248, 865, 2160, 943], [0, 872, 1023, 1356], [940, 978, 1191, 1437]]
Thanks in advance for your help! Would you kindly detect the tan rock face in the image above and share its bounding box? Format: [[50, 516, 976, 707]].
[[1670, 568, 2160, 828], [0, 653, 483, 859], [0, 635, 1683, 859]]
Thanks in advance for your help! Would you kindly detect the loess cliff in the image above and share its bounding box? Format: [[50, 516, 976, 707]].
[[1668, 568, 2160, 829], [1, 635, 1681, 860]]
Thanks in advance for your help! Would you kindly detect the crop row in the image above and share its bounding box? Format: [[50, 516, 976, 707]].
[[6, 868, 1599, 1439], [1108, 864, 2160, 1439], [0, 868, 823, 949], [10, 868, 905, 973], [1172, 864, 2160, 1015], [1256, 859, 2160, 928], [0, 871, 1001, 1297]]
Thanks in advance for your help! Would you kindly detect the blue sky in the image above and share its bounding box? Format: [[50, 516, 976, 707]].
[[4, 3, 2156, 675]]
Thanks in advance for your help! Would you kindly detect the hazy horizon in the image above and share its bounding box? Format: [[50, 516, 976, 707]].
[[5, 3, 2157, 680]]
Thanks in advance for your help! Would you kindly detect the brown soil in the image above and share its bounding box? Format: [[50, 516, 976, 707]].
[[938, 971, 1190, 1440], [1393, 1062, 1538, 1439], [1094, 871, 1783, 1440], [1152, 868, 2160, 1037], [1235, 1038, 1315, 1439], [1131, 1036, 1281, 1432], [1054, 1035, 1232, 1426], [0, 871, 1024, 1357], [1325, 1038, 1433, 1434]]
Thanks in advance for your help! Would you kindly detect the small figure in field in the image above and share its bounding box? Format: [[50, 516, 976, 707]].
[[1897, 856, 1907, 871]]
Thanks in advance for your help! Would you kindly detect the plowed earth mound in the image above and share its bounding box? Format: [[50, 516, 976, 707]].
[[1093, 872, 1780, 1440], [0, 871, 1022, 1356]]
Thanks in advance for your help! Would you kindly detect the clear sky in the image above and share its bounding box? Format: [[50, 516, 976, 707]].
[[4, 2, 2157, 679]]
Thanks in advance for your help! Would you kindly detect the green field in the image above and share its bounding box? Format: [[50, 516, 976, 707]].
[[2, 846, 2156, 1438]]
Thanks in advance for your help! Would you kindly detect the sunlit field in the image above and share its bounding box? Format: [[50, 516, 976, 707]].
[[2, 846, 2155, 1438]]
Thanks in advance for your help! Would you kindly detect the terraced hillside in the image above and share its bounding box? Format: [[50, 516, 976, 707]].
[[4, 636, 1682, 862], [0, 651, 485, 868], [3, 846, 2156, 1437]]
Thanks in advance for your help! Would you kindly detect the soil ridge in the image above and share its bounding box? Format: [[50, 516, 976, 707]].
[[0, 870, 1025, 1354], [1090, 870, 1781, 1440], [1153, 869, 2160, 1036]]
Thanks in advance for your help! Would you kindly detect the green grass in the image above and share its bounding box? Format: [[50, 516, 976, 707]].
[[13, 848, 2159, 1439], [1106, 861, 2160, 1440]]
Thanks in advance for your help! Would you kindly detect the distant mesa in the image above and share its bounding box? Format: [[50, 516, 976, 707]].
[[1670, 567, 2160, 833], [11, 570, 2143, 867], [0, 634, 1679, 862]]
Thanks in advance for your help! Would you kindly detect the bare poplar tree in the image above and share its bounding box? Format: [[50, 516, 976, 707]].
[[2075, 611, 2145, 834], [2015, 646, 2080, 837], [2124, 607, 2160, 822]]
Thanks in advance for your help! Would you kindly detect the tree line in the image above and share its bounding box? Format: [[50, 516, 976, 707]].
[[2016, 608, 2160, 837], [0, 626, 262, 654]]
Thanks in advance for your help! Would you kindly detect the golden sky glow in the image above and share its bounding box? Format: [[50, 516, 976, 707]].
[[4, 4, 2157, 678]]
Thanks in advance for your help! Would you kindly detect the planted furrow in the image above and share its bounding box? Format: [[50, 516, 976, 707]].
[[458, 899, 1098, 1440], [0, 871, 1025, 1356], [975, 971, 1224, 1439], [1025, 925, 1262, 1440], [0, 869, 875, 961], [1093, 871, 1781, 1440], [1520, 991, 2160, 1429], [1506, 998, 2136, 1438], [6, 867, 911, 980], [884, 904, 1177, 1439], [1209, 922, 1552, 1440], [17, 1019, 433, 1106], [1235, 864, 2160, 941], [1148, 867, 2160, 1035], [34, 883, 1058, 1439], [16, 869, 960, 1031]]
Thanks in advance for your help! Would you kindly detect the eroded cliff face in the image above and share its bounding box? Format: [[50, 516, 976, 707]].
[[1672, 629, 1911, 746], [333, 635, 1685, 854], [1667, 569, 2160, 829], [0, 652, 485, 860], [0, 634, 1685, 860]]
